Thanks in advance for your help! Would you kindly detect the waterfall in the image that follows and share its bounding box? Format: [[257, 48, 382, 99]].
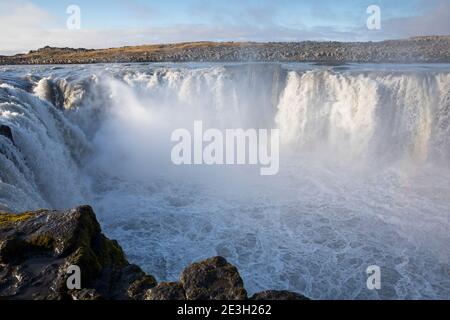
[[275, 70, 450, 165], [0, 79, 89, 212], [1, 63, 449, 299]]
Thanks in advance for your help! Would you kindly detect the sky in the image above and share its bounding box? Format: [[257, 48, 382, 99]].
[[1, 0, 450, 55]]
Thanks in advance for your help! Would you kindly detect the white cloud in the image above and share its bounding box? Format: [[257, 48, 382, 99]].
[[382, 0, 450, 38], [0, 1, 55, 54], [1, 0, 449, 55]]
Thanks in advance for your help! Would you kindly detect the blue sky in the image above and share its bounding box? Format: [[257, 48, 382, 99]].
[[27, 0, 423, 29], [1, 0, 450, 54]]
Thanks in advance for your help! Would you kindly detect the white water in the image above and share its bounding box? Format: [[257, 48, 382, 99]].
[[1, 63, 449, 299]]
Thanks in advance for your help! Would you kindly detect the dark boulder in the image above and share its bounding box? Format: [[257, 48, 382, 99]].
[[250, 290, 310, 300], [145, 282, 186, 300], [179, 256, 247, 300], [126, 273, 157, 300]]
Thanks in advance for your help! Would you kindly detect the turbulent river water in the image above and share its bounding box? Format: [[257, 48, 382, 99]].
[[0, 63, 449, 299]]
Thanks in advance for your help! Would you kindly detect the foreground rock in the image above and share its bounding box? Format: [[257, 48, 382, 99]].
[[0, 206, 309, 300], [0, 206, 155, 299], [250, 290, 310, 300], [179, 256, 247, 300], [145, 282, 186, 300]]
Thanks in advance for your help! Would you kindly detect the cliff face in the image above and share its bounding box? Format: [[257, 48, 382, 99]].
[[1, 36, 450, 65], [0, 206, 308, 300]]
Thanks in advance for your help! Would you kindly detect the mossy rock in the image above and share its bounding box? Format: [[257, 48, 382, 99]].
[[0, 206, 154, 300], [0, 212, 35, 227]]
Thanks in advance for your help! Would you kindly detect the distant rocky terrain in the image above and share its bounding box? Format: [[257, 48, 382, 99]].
[[1, 36, 450, 65], [0, 206, 308, 300]]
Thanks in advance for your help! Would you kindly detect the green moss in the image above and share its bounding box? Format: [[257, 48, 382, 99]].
[[0, 212, 34, 227], [70, 246, 102, 285], [97, 238, 127, 267], [29, 234, 55, 251], [69, 209, 127, 268], [0, 234, 55, 264], [67, 211, 127, 287], [66, 238, 127, 289]]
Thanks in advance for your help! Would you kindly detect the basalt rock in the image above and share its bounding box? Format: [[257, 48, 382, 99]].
[[0, 206, 153, 299], [179, 256, 247, 300], [250, 290, 309, 300], [143, 258, 309, 300], [145, 282, 186, 300], [0, 206, 308, 300]]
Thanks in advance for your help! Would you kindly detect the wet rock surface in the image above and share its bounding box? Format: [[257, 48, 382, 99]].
[[0, 206, 309, 300]]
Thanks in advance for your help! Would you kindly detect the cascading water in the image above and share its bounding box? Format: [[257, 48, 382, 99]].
[[276, 70, 450, 165], [0, 63, 449, 299]]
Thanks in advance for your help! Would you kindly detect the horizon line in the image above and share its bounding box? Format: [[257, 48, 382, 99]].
[[3, 35, 449, 57]]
